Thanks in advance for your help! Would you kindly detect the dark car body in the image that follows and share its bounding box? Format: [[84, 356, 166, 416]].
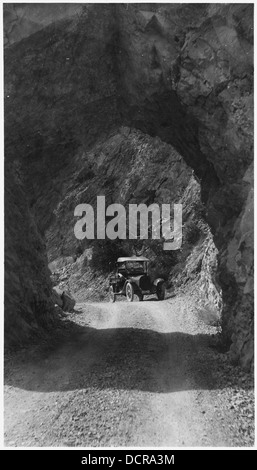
[[109, 257, 165, 302]]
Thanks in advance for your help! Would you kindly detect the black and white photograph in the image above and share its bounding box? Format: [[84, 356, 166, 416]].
[[3, 1, 254, 450]]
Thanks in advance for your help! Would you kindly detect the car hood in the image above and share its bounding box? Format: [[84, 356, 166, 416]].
[[129, 274, 151, 285]]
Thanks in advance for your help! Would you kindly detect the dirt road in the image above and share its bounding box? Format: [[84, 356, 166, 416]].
[[4, 296, 252, 447]]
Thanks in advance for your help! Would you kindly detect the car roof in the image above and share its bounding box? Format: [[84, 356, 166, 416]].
[[117, 257, 149, 262]]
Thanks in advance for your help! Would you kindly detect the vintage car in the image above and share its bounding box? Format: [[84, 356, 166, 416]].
[[109, 257, 166, 302]]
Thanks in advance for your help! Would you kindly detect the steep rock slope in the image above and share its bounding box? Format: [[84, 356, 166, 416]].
[[47, 128, 218, 309], [4, 4, 253, 369]]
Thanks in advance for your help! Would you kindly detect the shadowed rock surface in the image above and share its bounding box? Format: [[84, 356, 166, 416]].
[[5, 164, 56, 345], [4, 4, 253, 370]]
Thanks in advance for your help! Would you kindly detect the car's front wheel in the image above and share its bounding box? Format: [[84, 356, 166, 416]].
[[126, 282, 134, 302], [109, 285, 116, 303], [157, 283, 166, 300]]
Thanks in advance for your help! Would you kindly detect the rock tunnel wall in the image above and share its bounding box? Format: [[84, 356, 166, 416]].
[[4, 4, 253, 369], [115, 4, 253, 370], [5, 163, 56, 346]]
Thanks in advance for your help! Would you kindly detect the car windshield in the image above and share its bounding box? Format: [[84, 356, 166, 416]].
[[118, 261, 146, 274]]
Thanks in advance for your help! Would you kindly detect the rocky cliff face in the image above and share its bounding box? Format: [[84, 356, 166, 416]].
[[4, 4, 253, 369], [5, 163, 56, 346], [115, 3, 254, 369]]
